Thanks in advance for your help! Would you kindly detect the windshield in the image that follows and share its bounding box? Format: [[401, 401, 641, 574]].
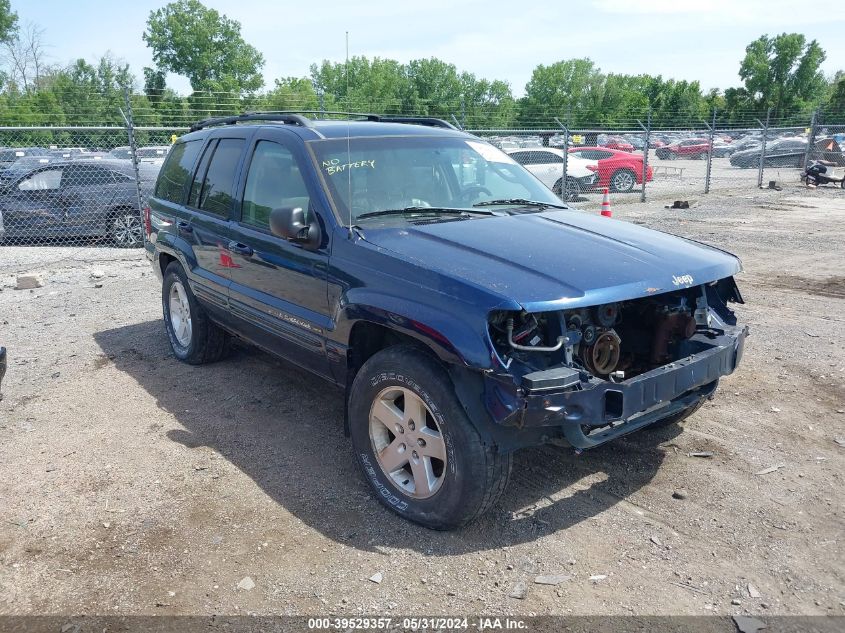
[[309, 135, 561, 224]]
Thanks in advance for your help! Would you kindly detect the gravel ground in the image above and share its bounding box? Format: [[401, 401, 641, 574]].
[[0, 180, 843, 618]]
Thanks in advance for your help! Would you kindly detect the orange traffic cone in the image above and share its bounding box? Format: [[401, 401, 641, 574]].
[[600, 188, 612, 217]]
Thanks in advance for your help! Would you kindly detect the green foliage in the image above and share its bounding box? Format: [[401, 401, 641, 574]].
[[736, 33, 828, 121], [142, 0, 264, 93], [828, 72, 845, 116], [0, 0, 16, 43], [307, 56, 516, 127], [0, 21, 840, 135], [261, 77, 321, 112]]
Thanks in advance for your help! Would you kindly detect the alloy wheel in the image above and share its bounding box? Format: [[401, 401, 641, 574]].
[[612, 171, 635, 192], [368, 386, 447, 499], [168, 280, 193, 347], [112, 213, 144, 247]]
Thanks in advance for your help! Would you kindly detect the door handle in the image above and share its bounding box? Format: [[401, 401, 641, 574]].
[[176, 220, 193, 233], [227, 241, 253, 256]]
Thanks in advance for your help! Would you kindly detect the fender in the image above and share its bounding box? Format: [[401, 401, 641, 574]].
[[333, 288, 495, 370], [153, 231, 201, 282]]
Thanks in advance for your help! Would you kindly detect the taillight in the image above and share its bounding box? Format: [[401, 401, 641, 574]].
[[586, 164, 598, 172], [143, 205, 152, 236]]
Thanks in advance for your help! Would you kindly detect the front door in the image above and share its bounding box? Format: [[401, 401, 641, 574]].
[[3, 167, 65, 238], [226, 133, 332, 379]]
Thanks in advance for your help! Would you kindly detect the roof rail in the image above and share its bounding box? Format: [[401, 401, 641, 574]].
[[188, 111, 459, 133], [366, 115, 457, 130], [189, 112, 314, 132]]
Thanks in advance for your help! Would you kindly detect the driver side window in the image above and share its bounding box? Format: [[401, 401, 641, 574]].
[[242, 140, 310, 229], [19, 169, 62, 191]]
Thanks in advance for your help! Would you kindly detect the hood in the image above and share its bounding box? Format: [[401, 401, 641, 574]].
[[360, 210, 741, 312]]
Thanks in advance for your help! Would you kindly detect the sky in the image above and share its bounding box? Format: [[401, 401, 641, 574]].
[[15, 0, 845, 96]]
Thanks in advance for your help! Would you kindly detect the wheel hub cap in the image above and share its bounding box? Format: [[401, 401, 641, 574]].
[[113, 214, 143, 245]]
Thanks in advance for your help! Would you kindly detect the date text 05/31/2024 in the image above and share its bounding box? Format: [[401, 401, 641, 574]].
[[307, 617, 528, 630]]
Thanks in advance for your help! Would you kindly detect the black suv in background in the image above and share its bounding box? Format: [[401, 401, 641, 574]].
[[145, 112, 746, 529]]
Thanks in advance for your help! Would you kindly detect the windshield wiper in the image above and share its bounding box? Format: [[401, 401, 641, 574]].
[[473, 198, 568, 210], [356, 206, 496, 220]]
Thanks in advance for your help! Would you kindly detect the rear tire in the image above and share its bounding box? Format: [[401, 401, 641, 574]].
[[348, 345, 512, 530], [162, 262, 228, 365]]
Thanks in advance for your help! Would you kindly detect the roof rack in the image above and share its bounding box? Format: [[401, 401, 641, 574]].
[[188, 111, 458, 133], [189, 112, 314, 132], [365, 115, 457, 130]]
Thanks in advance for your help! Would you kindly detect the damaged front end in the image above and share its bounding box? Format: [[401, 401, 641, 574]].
[[482, 277, 748, 450]]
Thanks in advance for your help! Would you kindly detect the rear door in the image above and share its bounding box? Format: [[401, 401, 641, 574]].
[[58, 163, 118, 234], [182, 136, 248, 316], [514, 150, 562, 188], [225, 130, 332, 379]]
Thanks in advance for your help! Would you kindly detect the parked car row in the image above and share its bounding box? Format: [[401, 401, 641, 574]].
[[506, 146, 652, 195], [108, 145, 171, 165], [0, 158, 159, 247], [728, 137, 808, 168]]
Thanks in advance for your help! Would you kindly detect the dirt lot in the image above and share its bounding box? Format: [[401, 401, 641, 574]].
[[0, 181, 843, 618]]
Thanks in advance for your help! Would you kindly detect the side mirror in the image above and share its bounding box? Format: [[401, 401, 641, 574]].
[[269, 206, 321, 249]]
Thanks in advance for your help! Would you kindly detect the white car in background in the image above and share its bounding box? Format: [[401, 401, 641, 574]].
[[505, 147, 598, 200]]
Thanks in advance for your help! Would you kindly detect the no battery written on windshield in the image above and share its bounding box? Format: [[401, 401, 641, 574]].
[[322, 158, 376, 175]]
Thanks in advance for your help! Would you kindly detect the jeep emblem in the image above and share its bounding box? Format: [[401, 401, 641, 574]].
[[672, 274, 694, 286]]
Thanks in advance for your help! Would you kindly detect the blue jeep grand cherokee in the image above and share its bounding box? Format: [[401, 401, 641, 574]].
[[145, 112, 747, 529]]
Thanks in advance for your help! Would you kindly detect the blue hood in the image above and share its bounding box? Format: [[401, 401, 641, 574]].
[[360, 210, 741, 312]]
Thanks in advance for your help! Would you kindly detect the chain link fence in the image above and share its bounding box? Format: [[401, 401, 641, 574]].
[[472, 115, 841, 213], [0, 96, 841, 253]]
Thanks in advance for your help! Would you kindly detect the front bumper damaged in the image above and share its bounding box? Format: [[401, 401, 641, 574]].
[[486, 324, 748, 450]]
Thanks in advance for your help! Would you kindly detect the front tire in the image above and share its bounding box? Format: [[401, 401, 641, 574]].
[[349, 345, 512, 530], [553, 177, 581, 201], [162, 262, 228, 365]]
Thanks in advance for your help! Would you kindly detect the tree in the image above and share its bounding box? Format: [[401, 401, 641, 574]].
[[262, 77, 320, 111], [828, 71, 845, 117], [519, 59, 605, 126], [3, 22, 49, 92], [310, 56, 408, 112], [143, 0, 264, 94], [0, 0, 17, 43], [738, 33, 827, 120]]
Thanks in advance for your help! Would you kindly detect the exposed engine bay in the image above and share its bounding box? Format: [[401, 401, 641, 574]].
[[488, 281, 741, 383]]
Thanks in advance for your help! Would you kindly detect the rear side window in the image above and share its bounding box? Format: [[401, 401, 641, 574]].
[[195, 138, 245, 216], [62, 165, 115, 186], [154, 140, 202, 203], [534, 151, 562, 164], [187, 140, 217, 209]]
